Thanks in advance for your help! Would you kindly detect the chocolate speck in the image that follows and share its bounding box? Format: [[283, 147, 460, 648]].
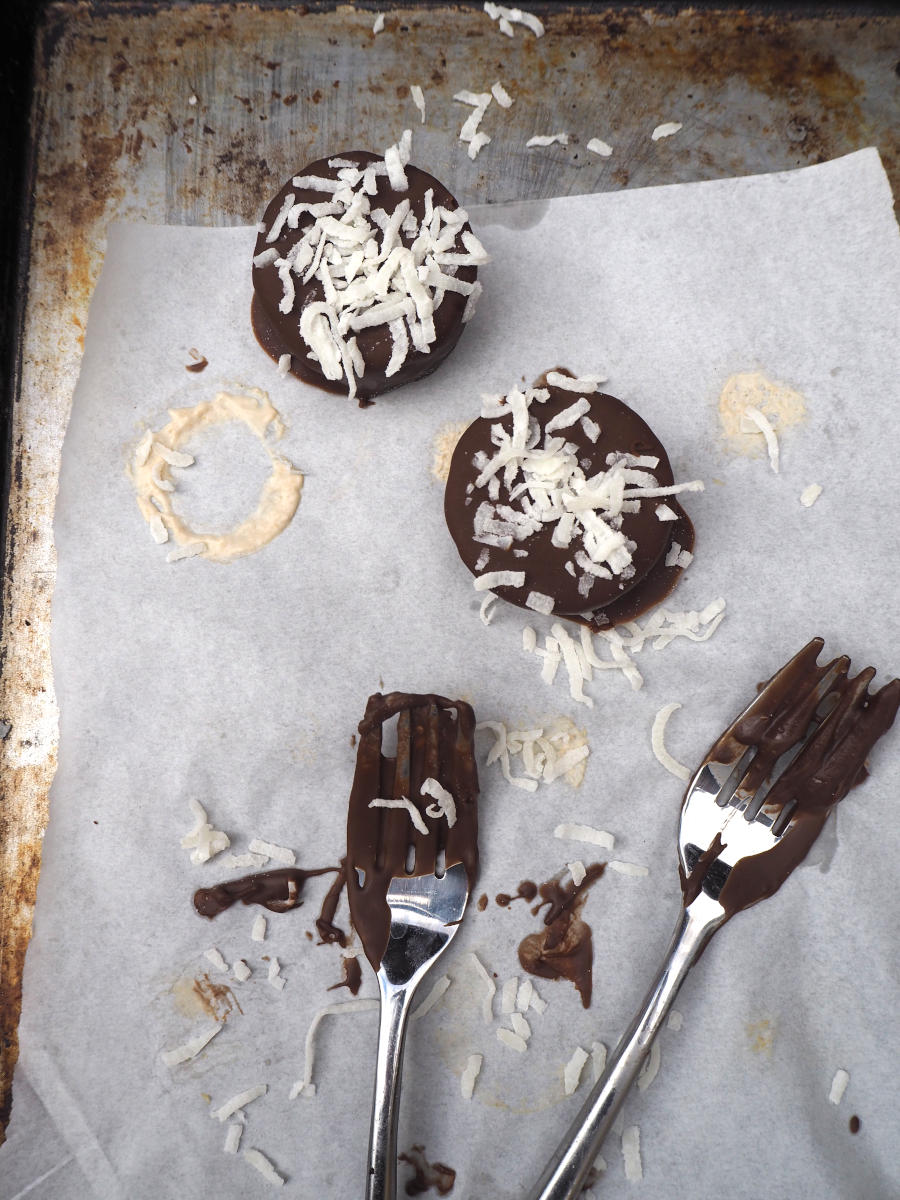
[[399, 1145, 456, 1196], [476, 893, 488, 912], [496, 880, 538, 907], [185, 355, 208, 373], [517, 865, 605, 1007], [849, 1115, 861, 1134]]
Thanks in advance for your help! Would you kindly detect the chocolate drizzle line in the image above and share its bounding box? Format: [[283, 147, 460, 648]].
[[346, 692, 479, 973], [681, 638, 900, 916], [517, 864, 606, 1008], [193, 865, 349, 946]]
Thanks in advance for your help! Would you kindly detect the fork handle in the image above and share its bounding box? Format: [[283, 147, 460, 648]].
[[527, 894, 727, 1200], [366, 977, 415, 1200]]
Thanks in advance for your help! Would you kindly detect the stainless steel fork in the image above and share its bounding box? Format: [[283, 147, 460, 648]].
[[528, 637, 900, 1200], [366, 862, 470, 1200]]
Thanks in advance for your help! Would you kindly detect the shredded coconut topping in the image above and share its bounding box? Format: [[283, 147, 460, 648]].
[[469, 952, 496, 1023], [212, 1084, 267, 1122], [258, 131, 487, 400], [412, 975, 451, 1020], [243, 1148, 285, 1188], [554, 822, 614, 849], [622, 1125, 643, 1182], [410, 85, 425, 123], [651, 121, 683, 140], [368, 796, 429, 835], [591, 1040, 607, 1082], [497, 1028, 528, 1053], [742, 405, 780, 473], [491, 81, 513, 108], [421, 777, 458, 827], [637, 1040, 661, 1091], [161, 1024, 221, 1068], [249, 838, 296, 865], [829, 1068, 850, 1105]]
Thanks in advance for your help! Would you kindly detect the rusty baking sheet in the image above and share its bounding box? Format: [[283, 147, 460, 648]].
[[1, 0, 898, 1139]]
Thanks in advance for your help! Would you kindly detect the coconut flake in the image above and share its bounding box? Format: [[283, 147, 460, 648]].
[[289, 998, 379, 1098], [491, 81, 513, 108], [587, 137, 613, 157], [167, 541, 206, 563], [568, 860, 587, 886], [655, 503, 677, 521], [484, 2, 544, 37], [467, 132, 491, 160], [204, 948, 229, 973], [268, 958, 286, 991], [212, 1084, 267, 1122], [251, 914, 267, 942], [479, 591, 499, 626], [637, 1039, 661, 1091], [243, 1148, 285, 1187], [510, 1012, 531, 1041], [222, 852, 268, 871], [742, 405, 780, 473], [651, 702, 691, 782], [233, 959, 252, 982], [553, 823, 614, 850], [516, 979, 534, 1012], [622, 1125, 643, 1182], [249, 838, 296, 865], [580, 416, 601, 442], [800, 483, 822, 507], [460, 1053, 483, 1099], [651, 121, 682, 140], [421, 777, 457, 827], [668, 1010, 684, 1032], [564, 1046, 590, 1095], [469, 952, 496, 1023], [474, 570, 525, 591], [181, 799, 231, 864], [526, 133, 569, 148], [368, 796, 429, 836], [277, 353, 291, 377], [829, 1068, 850, 1105], [224, 1123, 243, 1154], [591, 1041, 607, 1082], [412, 974, 451, 1021], [522, 626, 537, 652], [525, 591, 555, 615], [501, 976, 518, 1014], [497, 1028, 528, 1053], [161, 1024, 221, 1067], [608, 860, 649, 877], [154, 441, 195, 468], [372, 13, 385, 33], [133, 429, 153, 468], [410, 84, 425, 123]]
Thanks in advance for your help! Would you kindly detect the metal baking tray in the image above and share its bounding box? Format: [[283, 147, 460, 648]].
[[1, 0, 897, 1138]]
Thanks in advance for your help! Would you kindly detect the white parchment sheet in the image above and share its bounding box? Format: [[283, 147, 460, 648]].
[[3, 149, 900, 1200]]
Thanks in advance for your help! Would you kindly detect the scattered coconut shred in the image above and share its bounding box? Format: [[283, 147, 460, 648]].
[[651, 121, 682, 140], [476, 717, 589, 792], [521, 598, 726, 704], [460, 1053, 483, 1099], [483, 1, 545, 38], [622, 1125, 643, 1182], [800, 483, 823, 507], [243, 1148, 285, 1188], [651, 702, 692, 782], [255, 130, 487, 400], [828, 1068, 850, 1105], [741, 405, 780, 473], [181, 799, 230, 863], [564, 1046, 590, 1095], [289, 998, 379, 1098], [526, 133, 569, 148]]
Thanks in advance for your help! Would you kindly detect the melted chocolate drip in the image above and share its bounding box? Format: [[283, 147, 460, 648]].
[[849, 1115, 861, 1135], [316, 860, 349, 946], [398, 1145, 456, 1196], [193, 866, 338, 919], [444, 371, 694, 631], [185, 356, 208, 373], [681, 638, 900, 916], [327, 955, 363, 996], [346, 692, 479, 972], [495, 880, 538, 907], [251, 151, 478, 402], [517, 864, 606, 1008]]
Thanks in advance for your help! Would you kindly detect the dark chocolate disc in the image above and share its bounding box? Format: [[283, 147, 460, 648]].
[[251, 150, 480, 402], [444, 375, 695, 629]]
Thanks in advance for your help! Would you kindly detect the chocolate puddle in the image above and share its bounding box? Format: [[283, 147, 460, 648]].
[[496, 880, 538, 907], [517, 864, 606, 1007], [327, 955, 363, 996], [680, 638, 900, 916], [346, 692, 479, 972]]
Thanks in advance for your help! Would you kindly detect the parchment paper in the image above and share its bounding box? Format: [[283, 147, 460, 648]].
[[3, 148, 900, 1200]]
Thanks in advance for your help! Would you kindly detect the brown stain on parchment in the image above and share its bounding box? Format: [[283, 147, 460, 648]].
[[172, 972, 242, 1022]]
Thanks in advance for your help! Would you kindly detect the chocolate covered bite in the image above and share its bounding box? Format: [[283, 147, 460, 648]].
[[251, 132, 487, 404], [444, 370, 703, 630]]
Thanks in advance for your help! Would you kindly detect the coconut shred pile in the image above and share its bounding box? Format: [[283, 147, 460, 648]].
[[472, 380, 703, 613], [253, 131, 487, 400]]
